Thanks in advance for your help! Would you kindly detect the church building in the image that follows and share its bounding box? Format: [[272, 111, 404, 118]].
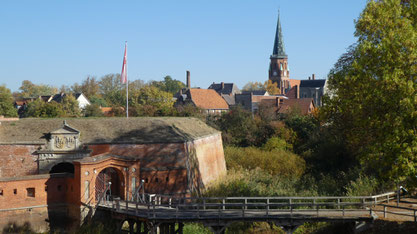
[[269, 12, 291, 95]]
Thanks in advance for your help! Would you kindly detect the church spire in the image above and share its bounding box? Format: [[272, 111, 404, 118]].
[[272, 11, 287, 58]]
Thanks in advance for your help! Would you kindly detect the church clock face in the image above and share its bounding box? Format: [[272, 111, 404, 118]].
[[273, 71, 277, 76]]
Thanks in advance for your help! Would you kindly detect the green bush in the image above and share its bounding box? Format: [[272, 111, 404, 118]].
[[345, 175, 378, 196], [224, 146, 305, 178], [203, 169, 318, 197]]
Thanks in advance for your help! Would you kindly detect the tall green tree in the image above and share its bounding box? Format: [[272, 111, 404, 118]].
[[61, 94, 81, 117], [0, 85, 18, 117], [72, 76, 100, 98], [99, 74, 124, 106], [150, 76, 185, 95], [322, 0, 417, 183], [18, 80, 57, 98], [24, 99, 64, 118]]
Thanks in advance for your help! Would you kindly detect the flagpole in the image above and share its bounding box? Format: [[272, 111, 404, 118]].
[[125, 41, 128, 118]]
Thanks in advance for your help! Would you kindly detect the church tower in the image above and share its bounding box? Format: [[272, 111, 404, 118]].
[[269, 11, 290, 94]]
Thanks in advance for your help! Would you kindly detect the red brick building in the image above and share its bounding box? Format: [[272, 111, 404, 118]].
[[0, 118, 226, 232]]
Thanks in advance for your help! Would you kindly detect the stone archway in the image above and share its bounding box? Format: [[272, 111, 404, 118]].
[[95, 167, 124, 201]]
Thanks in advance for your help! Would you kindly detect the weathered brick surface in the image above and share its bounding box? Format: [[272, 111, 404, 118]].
[[0, 145, 39, 177], [193, 133, 227, 185], [0, 175, 72, 209]]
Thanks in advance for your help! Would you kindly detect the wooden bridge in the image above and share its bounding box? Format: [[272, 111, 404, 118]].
[[95, 192, 399, 234]]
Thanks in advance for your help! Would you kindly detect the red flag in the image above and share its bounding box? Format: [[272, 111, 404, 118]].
[[121, 43, 127, 84]]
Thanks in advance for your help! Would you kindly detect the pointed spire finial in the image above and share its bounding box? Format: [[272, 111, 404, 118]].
[[272, 10, 287, 58]]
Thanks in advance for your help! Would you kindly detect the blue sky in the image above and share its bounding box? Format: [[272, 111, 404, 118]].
[[0, 1, 367, 92]]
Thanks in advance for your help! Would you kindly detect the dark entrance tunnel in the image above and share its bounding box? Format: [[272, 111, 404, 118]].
[[49, 162, 75, 174]]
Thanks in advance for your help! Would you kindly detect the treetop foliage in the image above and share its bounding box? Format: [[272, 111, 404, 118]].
[[323, 0, 417, 183]]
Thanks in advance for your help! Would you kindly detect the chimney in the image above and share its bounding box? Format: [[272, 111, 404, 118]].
[[312, 74, 315, 80], [221, 82, 225, 89], [295, 85, 299, 99], [186, 70, 191, 89], [308, 76, 311, 80]]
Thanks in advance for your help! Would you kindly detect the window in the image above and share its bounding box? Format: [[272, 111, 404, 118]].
[[0, 189, 3, 196], [26, 188, 35, 197], [13, 189, 17, 195]]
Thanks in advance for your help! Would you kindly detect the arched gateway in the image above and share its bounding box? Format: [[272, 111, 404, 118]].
[[95, 167, 124, 201]]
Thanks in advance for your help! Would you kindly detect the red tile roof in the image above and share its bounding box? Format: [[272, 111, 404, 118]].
[[278, 98, 315, 115], [189, 89, 229, 110]]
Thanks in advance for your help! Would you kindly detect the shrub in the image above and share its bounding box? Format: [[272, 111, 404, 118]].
[[224, 146, 305, 178], [345, 175, 378, 196]]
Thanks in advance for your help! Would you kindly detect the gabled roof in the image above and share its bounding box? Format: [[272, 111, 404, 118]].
[[208, 83, 240, 95], [278, 98, 315, 115], [300, 79, 326, 88], [50, 121, 80, 135], [285, 86, 298, 99], [188, 89, 229, 110], [221, 94, 235, 106], [50, 93, 88, 103]]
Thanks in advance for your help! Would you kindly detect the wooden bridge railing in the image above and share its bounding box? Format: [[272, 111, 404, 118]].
[[108, 198, 378, 220], [146, 191, 396, 208]]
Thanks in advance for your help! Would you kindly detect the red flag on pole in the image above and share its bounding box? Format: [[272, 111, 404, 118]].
[[121, 43, 127, 84]]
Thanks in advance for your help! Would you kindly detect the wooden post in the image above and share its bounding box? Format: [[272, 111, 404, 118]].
[[384, 206, 387, 218], [242, 205, 245, 217], [414, 210, 417, 222], [222, 199, 225, 210], [245, 199, 248, 210], [135, 202, 138, 215], [116, 199, 120, 211], [337, 199, 340, 209], [266, 201, 269, 217], [387, 195, 390, 203], [153, 203, 156, 218]]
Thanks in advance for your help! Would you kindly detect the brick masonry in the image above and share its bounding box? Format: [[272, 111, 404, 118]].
[[0, 130, 226, 232]]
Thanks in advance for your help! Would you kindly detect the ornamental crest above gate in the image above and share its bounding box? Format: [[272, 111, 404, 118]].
[[36, 120, 91, 173], [48, 120, 81, 151]]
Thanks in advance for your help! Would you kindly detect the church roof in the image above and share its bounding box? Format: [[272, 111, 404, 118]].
[[271, 11, 287, 59], [0, 117, 219, 144]]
